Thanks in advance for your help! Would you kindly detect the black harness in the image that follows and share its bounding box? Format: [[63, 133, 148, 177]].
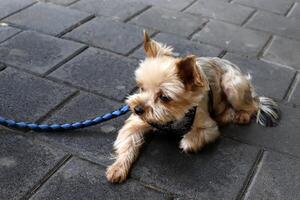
[[148, 87, 214, 134]]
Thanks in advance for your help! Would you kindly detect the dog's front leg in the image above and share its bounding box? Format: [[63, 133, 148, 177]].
[[180, 97, 220, 153], [106, 114, 151, 183]]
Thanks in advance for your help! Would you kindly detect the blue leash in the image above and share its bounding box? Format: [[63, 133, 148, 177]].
[[0, 105, 130, 131]]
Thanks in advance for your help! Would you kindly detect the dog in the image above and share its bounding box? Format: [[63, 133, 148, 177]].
[[106, 31, 280, 183]]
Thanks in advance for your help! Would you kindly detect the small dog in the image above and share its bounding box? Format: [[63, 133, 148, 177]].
[[106, 31, 280, 183]]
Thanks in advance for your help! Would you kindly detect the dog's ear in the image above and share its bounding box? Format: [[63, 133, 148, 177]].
[[177, 55, 208, 90], [143, 30, 172, 57]]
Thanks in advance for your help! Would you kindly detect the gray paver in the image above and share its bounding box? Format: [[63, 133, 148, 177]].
[[70, 0, 149, 21], [233, 0, 294, 15], [130, 7, 208, 37], [185, 0, 254, 25], [0, 0, 35, 20], [131, 135, 259, 199], [289, 3, 300, 19], [224, 53, 296, 100], [34, 92, 129, 166], [0, 67, 75, 122], [0, 25, 20, 43], [192, 20, 270, 56], [290, 82, 300, 105], [0, 130, 66, 200], [30, 157, 169, 200], [49, 47, 137, 101], [4, 2, 92, 36], [0, 31, 85, 75], [131, 32, 223, 60], [64, 17, 146, 55], [246, 11, 300, 41], [244, 152, 300, 200], [223, 104, 300, 157], [262, 36, 300, 70]]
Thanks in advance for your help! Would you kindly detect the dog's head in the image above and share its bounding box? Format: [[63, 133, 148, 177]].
[[126, 31, 209, 125]]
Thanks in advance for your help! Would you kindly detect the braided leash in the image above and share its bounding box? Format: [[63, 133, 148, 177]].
[[0, 105, 130, 131]]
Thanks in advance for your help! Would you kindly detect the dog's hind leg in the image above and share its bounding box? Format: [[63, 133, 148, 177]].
[[220, 69, 259, 125]]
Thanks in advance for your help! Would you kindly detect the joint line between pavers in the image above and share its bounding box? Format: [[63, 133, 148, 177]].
[[35, 90, 80, 124], [241, 9, 257, 27], [20, 154, 73, 200], [123, 5, 152, 23], [187, 19, 209, 40], [180, 0, 198, 12], [285, 2, 297, 17], [65, 0, 81, 7], [43, 45, 89, 77], [235, 149, 264, 200], [126, 30, 160, 57], [45, 76, 125, 103], [57, 14, 96, 38], [257, 35, 273, 59], [284, 71, 300, 103], [224, 136, 300, 160], [218, 50, 227, 58], [0, 1, 37, 21], [0, 29, 22, 45]]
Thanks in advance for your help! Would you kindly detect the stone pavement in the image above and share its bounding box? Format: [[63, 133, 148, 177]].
[[0, 0, 300, 199]]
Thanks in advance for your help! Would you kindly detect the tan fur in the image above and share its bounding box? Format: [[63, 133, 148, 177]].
[[106, 31, 269, 183]]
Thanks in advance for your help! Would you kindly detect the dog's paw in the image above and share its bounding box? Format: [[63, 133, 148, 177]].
[[106, 162, 128, 183], [179, 136, 203, 153], [234, 111, 251, 124]]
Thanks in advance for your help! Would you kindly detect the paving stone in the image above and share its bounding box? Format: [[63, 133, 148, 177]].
[[64, 17, 147, 55], [0, 130, 66, 200], [289, 3, 300, 19], [4, 2, 92, 36], [39, 0, 78, 6], [70, 0, 149, 21], [192, 20, 269, 56], [49, 47, 137, 101], [244, 151, 300, 200], [262, 36, 300, 70], [0, 25, 20, 43], [0, 31, 85, 75], [223, 104, 300, 157], [245, 11, 300, 41], [0, 67, 75, 122], [233, 0, 294, 15], [224, 53, 296, 100], [290, 82, 300, 106], [131, 135, 259, 199], [0, 0, 35, 20], [131, 32, 223, 60], [185, 0, 254, 25], [130, 7, 208, 37], [34, 92, 129, 166], [30, 157, 169, 200]]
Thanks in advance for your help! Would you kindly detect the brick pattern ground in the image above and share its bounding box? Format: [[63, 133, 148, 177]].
[[0, 0, 300, 199]]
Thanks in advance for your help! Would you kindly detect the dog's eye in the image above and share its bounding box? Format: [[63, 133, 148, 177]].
[[159, 94, 171, 102], [140, 87, 144, 92]]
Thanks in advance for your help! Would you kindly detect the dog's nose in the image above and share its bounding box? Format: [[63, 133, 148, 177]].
[[134, 105, 144, 115]]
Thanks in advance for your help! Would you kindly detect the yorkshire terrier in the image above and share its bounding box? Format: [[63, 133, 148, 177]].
[[106, 31, 280, 183]]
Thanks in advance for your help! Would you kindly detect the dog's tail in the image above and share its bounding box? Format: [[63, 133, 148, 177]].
[[255, 96, 280, 127]]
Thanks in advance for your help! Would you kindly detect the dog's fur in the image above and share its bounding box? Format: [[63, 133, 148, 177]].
[[106, 31, 279, 183]]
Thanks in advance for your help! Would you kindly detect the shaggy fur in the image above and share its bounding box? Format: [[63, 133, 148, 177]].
[[106, 31, 280, 183]]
